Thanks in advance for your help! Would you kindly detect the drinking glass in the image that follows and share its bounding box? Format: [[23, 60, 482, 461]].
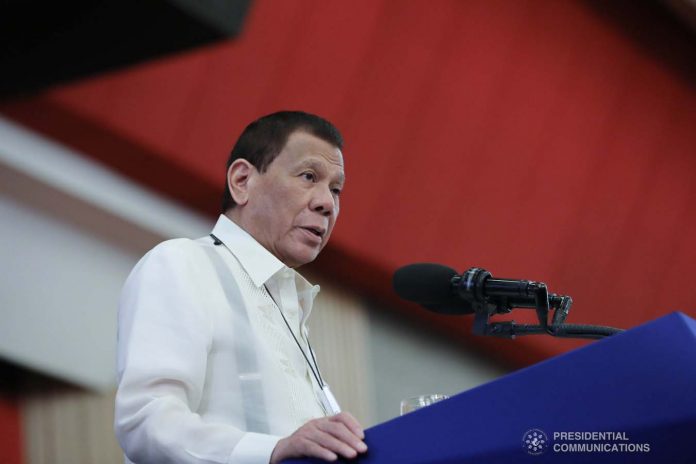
[[400, 394, 449, 415]]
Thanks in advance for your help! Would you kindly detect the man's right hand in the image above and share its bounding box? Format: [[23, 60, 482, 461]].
[[270, 412, 368, 463]]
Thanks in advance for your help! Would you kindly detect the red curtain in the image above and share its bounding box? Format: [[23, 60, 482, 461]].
[[4, 0, 695, 365]]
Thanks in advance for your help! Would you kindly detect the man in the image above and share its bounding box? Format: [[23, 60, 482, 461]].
[[115, 111, 367, 464]]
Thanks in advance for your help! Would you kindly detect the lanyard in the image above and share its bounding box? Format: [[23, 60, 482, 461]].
[[263, 282, 341, 416], [263, 284, 325, 388], [210, 233, 325, 388]]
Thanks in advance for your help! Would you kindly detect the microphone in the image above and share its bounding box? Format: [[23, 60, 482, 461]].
[[392, 263, 623, 340], [392, 263, 474, 314], [392, 263, 560, 314]]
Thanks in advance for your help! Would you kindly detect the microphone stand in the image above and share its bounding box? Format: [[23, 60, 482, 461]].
[[471, 282, 623, 340], [485, 322, 620, 339]]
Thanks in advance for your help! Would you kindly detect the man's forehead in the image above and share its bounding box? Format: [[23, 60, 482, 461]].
[[284, 132, 344, 171], [297, 155, 343, 169], [288, 131, 339, 151]]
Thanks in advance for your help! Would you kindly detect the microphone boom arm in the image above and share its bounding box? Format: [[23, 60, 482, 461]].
[[485, 322, 622, 339], [469, 275, 623, 340], [391, 263, 624, 340]]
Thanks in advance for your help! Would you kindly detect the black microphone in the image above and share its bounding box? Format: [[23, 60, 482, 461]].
[[393, 263, 557, 314], [392, 263, 474, 314], [393, 263, 623, 340]]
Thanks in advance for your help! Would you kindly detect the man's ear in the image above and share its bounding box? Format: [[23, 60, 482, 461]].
[[227, 159, 255, 206]]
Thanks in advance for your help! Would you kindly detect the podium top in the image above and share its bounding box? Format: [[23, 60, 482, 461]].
[[287, 312, 696, 464]]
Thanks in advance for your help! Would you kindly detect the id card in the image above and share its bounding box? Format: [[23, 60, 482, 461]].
[[319, 384, 341, 416]]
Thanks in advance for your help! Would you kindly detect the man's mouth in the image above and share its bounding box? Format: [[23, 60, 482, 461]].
[[300, 226, 325, 239]]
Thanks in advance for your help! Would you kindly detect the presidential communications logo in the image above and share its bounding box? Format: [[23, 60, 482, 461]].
[[522, 429, 651, 456], [523, 429, 549, 455]]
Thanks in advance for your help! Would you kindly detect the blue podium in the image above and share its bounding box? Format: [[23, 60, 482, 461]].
[[288, 312, 696, 463]]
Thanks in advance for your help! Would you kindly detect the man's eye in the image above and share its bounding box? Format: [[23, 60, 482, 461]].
[[302, 172, 316, 182], [331, 188, 342, 196]]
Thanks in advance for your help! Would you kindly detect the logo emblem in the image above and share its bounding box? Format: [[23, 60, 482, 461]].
[[523, 429, 549, 455]]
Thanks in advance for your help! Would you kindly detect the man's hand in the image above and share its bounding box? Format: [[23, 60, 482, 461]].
[[270, 412, 368, 463]]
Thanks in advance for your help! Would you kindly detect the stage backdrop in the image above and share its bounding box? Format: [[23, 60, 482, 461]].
[[3, 0, 695, 367]]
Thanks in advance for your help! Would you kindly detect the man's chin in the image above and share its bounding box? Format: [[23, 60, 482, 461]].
[[284, 247, 321, 269]]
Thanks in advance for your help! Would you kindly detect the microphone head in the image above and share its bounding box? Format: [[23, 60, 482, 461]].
[[392, 263, 474, 314]]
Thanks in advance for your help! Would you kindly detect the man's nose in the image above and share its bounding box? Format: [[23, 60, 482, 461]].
[[311, 185, 335, 216]]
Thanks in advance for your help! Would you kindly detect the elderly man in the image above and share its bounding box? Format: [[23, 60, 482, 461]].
[[115, 111, 367, 464]]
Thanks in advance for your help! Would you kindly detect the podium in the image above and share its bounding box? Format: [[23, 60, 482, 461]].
[[287, 312, 696, 463]]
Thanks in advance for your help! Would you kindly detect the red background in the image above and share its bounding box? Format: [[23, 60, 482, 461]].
[[0, 395, 23, 464], [4, 0, 695, 363]]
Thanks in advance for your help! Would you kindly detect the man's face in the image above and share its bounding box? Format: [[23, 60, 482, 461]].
[[245, 131, 345, 268]]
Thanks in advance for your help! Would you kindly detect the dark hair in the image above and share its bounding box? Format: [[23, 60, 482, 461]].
[[221, 110, 344, 212]]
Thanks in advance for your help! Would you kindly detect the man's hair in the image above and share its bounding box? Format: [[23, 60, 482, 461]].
[[221, 110, 344, 212]]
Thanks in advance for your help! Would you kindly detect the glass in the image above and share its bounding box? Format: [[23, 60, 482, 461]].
[[400, 394, 449, 415]]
